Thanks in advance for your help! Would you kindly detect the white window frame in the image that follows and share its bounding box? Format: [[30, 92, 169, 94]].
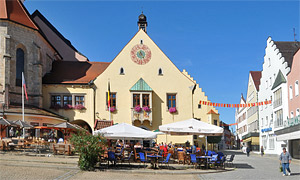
[[290, 111, 294, 118], [295, 81, 299, 96], [296, 109, 300, 116]]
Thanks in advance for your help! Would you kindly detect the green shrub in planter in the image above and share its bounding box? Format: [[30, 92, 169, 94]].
[[70, 130, 106, 171]]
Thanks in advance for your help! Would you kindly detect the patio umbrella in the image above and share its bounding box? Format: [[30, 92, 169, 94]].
[[0, 118, 17, 139], [94, 123, 157, 140], [13, 120, 33, 128], [159, 118, 224, 149], [50, 122, 84, 130], [50, 122, 86, 140]]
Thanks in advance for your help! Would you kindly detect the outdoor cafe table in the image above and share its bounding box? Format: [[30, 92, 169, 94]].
[[147, 154, 162, 169], [196, 156, 212, 169]]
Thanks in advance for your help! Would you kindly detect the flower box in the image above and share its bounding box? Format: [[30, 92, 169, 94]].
[[74, 104, 86, 110], [63, 104, 73, 110], [109, 106, 116, 112], [142, 106, 151, 112], [134, 105, 142, 112], [169, 107, 177, 113]]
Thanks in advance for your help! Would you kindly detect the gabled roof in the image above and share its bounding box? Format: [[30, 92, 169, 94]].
[[207, 109, 219, 115], [0, 0, 38, 30], [130, 78, 152, 91], [250, 71, 262, 91], [43, 61, 110, 84], [31, 10, 87, 61], [273, 41, 300, 69], [271, 70, 287, 90]]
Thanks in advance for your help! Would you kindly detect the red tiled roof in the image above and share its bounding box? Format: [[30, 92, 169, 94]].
[[0, 0, 38, 30], [207, 109, 218, 115], [43, 61, 110, 84], [250, 71, 262, 91], [94, 120, 113, 130]]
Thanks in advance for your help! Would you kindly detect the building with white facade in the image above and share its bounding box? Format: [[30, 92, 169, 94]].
[[235, 94, 247, 149], [242, 71, 261, 151], [258, 37, 299, 155]]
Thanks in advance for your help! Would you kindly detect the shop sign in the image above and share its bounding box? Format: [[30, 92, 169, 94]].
[[285, 115, 300, 128], [261, 127, 272, 133]]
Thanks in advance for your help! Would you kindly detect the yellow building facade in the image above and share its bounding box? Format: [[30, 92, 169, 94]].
[[41, 14, 221, 145], [93, 26, 220, 144]]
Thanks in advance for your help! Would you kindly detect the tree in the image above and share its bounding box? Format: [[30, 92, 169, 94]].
[[70, 130, 106, 170]]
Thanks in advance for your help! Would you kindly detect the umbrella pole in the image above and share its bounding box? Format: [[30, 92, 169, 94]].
[[205, 136, 207, 151]]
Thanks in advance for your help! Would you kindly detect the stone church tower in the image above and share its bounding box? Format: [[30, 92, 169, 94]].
[[0, 0, 60, 108]]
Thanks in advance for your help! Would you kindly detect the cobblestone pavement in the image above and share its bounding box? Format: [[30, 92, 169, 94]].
[[0, 150, 299, 180], [198, 150, 300, 180]]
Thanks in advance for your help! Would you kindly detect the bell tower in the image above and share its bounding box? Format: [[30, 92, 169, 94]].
[[137, 12, 147, 33]]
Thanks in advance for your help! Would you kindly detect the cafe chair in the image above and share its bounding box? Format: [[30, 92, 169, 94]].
[[159, 153, 171, 168], [139, 152, 149, 168]]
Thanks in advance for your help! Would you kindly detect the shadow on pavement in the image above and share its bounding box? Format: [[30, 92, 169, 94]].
[[234, 163, 254, 169], [291, 172, 300, 176]]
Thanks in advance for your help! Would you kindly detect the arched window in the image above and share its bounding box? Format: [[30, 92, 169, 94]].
[[16, 48, 25, 86], [120, 67, 124, 75], [158, 68, 163, 75]]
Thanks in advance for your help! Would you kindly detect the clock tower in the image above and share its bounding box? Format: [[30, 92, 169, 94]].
[[138, 13, 148, 33]]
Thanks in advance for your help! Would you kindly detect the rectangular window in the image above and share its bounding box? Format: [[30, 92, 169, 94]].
[[275, 109, 283, 128], [198, 104, 201, 109], [51, 95, 61, 106], [133, 94, 140, 107], [290, 85, 293, 100], [274, 88, 282, 108], [107, 92, 116, 107], [75, 96, 85, 106], [214, 120, 218, 126], [295, 81, 299, 96], [142, 94, 149, 107], [30, 122, 39, 127], [265, 116, 268, 126], [167, 94, 176, 109], [63, 95, 72, 106]]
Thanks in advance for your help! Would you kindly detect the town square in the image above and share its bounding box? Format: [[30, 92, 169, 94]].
[[0, 0, 299, 179]]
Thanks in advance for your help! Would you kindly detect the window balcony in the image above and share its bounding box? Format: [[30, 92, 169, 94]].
[[131, 108, 152, 125]]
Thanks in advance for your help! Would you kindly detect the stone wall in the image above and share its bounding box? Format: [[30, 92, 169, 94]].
[[0, 21, 58, 108]]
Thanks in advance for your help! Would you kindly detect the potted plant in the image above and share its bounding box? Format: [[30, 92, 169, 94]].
[[169, 107, 177, 113], [74, 104, 86, 110], [63, 104, 73, 110], [134, 105, 142, 112], [109, 106, 116, 112], [142, 106, 151, 112]]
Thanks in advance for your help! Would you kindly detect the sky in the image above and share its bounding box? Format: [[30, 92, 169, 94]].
[[24, 0, 299, 132]]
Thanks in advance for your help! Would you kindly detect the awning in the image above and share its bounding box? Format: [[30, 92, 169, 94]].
[[243, 137, 259, 145], [276, 131, 300, 141]]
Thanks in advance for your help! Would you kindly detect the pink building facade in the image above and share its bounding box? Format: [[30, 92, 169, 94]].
[[288, 49, 300, 118], [275, 49, 300, 159]]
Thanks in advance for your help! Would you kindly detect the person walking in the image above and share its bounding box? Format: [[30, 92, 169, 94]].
[[261, 146, 264, 157], [279, 147, 292, 176], [246, 146, 250, 157]]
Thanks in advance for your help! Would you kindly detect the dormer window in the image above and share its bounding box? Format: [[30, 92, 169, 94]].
[[158, 68, 163, 76], [120, 67, 125, 75]]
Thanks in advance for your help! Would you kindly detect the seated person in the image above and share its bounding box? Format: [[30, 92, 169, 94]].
[[58, 138, 64, 143], [177, 145, 184, 151]]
